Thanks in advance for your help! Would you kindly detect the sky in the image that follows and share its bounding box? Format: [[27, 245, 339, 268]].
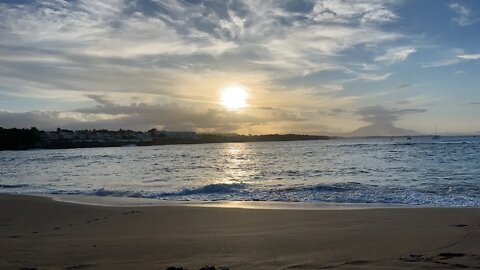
[[0, 0, 479, 135]]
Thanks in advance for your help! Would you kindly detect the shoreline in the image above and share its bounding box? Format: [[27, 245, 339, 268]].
[[4, 193, 472, 210], [49, 194, 422, 210], [2, 194, 480, 269]]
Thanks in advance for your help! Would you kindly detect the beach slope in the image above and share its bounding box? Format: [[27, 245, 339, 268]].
[[1, 195, 479, 269]]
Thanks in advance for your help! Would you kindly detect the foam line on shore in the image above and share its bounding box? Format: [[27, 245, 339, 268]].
[[47, 194, 421, 210]]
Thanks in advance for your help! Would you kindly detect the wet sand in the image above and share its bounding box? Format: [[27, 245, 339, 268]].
[[1, 194, 479, 269]]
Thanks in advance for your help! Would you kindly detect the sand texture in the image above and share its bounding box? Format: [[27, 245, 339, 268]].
[[1, 195, 479, 269]]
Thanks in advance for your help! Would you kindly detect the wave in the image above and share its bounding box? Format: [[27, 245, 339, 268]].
[[159, 183, 247, 196], [301, 182, 364, 192], [77, 183, 248, 199], [0, 184, 29, 188], [2, 181, 480, 207]]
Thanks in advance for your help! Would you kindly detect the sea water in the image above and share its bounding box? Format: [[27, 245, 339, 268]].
[[1, 136, 479, 207]]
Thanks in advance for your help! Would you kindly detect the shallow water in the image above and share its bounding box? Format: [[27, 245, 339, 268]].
[[1, 136, 479, 206]]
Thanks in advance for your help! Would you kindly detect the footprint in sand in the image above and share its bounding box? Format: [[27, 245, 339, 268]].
[[399, 254, 425, 262], [400, 252, 475, 269], [438, 252, 466, 259], [63, 263, 94, 269], [344, 260, 371, 265], [165, 266, 230, 270], [122, 210, 143, 215], [199, 266, 229, 270], [85, 217, 108, 224]]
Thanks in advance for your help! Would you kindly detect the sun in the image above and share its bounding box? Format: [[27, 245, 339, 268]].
[[220, 85, 248, 110]]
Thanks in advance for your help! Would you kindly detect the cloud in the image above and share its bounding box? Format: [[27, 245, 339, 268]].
[[450, 3, 478, 26], [422, 59, 460, 68], [0, 0, 420, 134], [318, 108, 349, 116], [0, 110, 80, 130], [356, 105, 427, 126], [0, 0, 408, 82], [0, 100, 310, 132], [356, 72, 392, 81], [312, 0, 399, 24], [280, 0, 315, 14], [396, 83, 411, 90], [457, 54, 480, 60], [396, 100, 411, 105], [423, 50, 480, 68], [375, 47, 417, 64], [85, 94, 114, 106]]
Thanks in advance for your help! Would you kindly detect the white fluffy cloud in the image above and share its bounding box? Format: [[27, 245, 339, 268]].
[[375, 47, 417, 64], [457, 54, 480, 60], [0, 0, 407, 76]]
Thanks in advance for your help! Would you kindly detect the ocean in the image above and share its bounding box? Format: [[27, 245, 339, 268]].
[[1, 136, 479, 207]]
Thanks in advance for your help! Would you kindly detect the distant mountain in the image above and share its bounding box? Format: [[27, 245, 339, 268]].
[[346, 123, 421, 137]]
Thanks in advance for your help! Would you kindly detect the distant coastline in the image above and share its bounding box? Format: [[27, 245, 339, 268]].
[[0, 127, 333, 151]]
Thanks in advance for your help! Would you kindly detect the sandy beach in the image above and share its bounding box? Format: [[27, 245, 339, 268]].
[[1, 194, 479, 270]]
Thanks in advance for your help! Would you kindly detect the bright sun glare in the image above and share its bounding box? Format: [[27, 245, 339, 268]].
[[220, 85, 248, 110]]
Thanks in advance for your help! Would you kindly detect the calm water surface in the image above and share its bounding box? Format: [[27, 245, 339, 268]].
[[1, 136, 479, 206]]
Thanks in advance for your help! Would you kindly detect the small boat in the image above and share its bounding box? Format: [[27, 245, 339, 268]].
[[432, 125, 440, 140]]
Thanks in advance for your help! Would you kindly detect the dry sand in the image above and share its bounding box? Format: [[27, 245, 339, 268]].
[[1, 194, 479, 269]]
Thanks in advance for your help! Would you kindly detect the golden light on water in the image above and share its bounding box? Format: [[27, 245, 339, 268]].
[[221, 143, 251, 182], [220, 85, 248, 110]]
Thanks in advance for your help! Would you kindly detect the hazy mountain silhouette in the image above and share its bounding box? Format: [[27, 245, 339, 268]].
[[347, 123, 421, 137]]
